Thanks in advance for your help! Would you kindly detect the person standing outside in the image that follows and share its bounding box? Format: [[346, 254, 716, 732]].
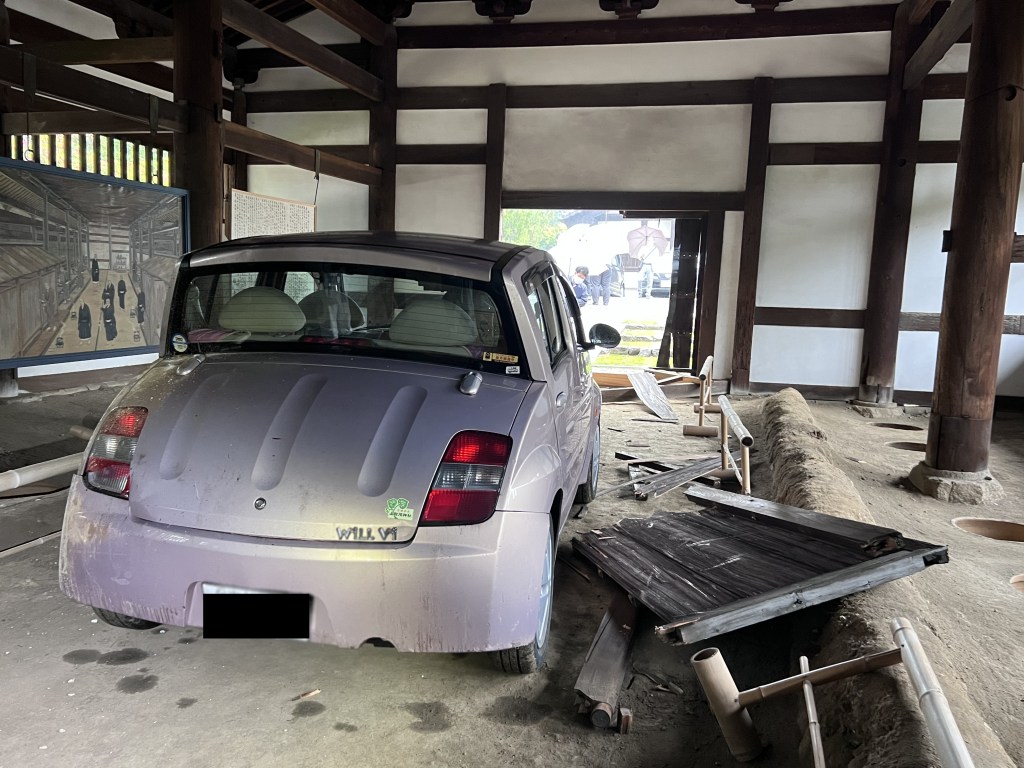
[[588, 259, 613, 306], [573, 266, 591, 307]]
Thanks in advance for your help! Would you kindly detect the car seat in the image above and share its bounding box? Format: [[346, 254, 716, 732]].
[[218, 286, 306, 336]]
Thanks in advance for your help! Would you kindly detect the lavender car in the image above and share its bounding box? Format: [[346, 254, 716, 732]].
[[59, 232, 619, 673]]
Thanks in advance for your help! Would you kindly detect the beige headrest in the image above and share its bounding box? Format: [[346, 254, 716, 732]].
[[389, 295, 477, 346], [219, 287, 306, 333]]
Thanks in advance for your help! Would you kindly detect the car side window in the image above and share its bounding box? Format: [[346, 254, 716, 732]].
[[526, 279, 566, 365]]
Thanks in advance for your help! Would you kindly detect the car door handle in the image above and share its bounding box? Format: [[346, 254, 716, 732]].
[[555, 392, 568, 408]]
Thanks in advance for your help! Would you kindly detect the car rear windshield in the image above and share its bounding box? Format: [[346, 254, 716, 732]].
[[169, 263, 524, 374]]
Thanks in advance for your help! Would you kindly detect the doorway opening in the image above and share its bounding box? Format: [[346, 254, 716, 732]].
[[500, 208, 709, 371]]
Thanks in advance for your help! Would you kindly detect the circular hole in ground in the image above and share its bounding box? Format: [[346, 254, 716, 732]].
[[874, 422, 925, 431], [1011, 575, 1024, 593], [888, 441, 926, 452], [952, 517, 1024, 542]]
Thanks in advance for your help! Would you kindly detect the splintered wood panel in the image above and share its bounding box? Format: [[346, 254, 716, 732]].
[[573, 507, 946, 644]]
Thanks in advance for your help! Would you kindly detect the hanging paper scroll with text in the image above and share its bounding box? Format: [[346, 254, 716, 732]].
[[230, 189, 316, 239]]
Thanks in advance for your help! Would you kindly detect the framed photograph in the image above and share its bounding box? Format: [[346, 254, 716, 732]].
[[0, 157, 188, 369]]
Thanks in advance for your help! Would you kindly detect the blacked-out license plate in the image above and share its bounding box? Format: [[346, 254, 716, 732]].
[[202, 591, 311, 639]]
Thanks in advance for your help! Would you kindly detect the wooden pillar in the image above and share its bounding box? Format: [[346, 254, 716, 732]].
[[925, 0, 1024, 473], [858, 2, 925, 406], [695, 210, 725, 369], [368, 26, 396, 231], [173, 0, 224, 250], [230, 78, 248, 192], [730, 77, 773, 393], [0, 0, 11, 160], [484, 83, 507, 240]]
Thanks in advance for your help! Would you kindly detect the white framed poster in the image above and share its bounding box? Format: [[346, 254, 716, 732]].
[[230, 189, 316, 239]]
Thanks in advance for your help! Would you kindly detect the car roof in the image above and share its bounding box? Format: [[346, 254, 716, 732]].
[[187, 231, 528, 267]]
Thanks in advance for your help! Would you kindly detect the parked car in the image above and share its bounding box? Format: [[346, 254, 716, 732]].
[[649, 250, 676, 297], [59, 232, 620, 674]]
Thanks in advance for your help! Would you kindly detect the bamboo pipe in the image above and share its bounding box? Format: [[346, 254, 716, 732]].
[[0, 453, 83, 493], [698, 355, 714, 382], [691, 647, 763, 762], [741, 443, 751, 495], [720, 406, 731, 471], [718, 396, 753, 447], [890, 618, 975, 768], [683, 424, 719, 437], [800, 656, 827, 768], [693, 403, 723, 414], [737, 647, 902, 707]]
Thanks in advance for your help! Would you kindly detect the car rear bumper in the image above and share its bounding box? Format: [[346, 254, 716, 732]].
[[59, 477, 549, 653]]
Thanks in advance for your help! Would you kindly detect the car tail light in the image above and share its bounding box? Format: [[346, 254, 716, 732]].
[[84, 406, 148, 499], [422, 431, 512, 525]]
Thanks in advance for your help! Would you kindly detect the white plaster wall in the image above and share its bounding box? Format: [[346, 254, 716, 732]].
[[397, 34, 890, 88], [247, 166, 368, 231], [920, 101, 965, 142], [714, 212, 743, 379], [397, 111, 488, 145], [395, 166, 486, 237], [757, 165, 878, 309], [504, 106, 749, 192], [750, 327, 863, 386], [248, 112, 369, 145], [770, 102, 885, 143]]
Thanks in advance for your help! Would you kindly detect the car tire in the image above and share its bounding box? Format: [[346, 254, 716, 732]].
[[93, 607, 160, 630], [574, 426, 601, 505], [495, 522, 554, 674]]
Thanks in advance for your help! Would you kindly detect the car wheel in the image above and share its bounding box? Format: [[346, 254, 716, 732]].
[[495, 522, 554, 674], [93, 607, 160, 630], [574, 426, 601, 505]]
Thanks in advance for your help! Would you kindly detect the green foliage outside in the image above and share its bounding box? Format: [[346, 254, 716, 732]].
[[499, 209, 566, 250]]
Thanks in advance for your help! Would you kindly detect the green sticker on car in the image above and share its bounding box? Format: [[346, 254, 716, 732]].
[[386, 497, 415, 520]]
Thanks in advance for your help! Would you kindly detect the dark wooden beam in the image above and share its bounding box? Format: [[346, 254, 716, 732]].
[[13, 37, 174, 65], [397, 5, 897, 48], [501, 191, 745, 211], [304, 0, 387, 47], [222, 0, 382, 102], [484, 83, 506, 241], [730, 77, 773, 394], [0, 110, 161, 135], [923, 0, 1024, 475], [859, 1, 924, 406], [398, 86, 489, 110], [921, 72, 967, 98], [0, 0, 10, 160], [234, 42, 369, 74], [901, 312, 1024, 334], [243, 144, 486, 165], [173, 0, 223, 250], [1013, 233, 1024, 262], [909, 0, 941, 24], [754, 307, 866, 328], [368, 25, 396, 228], [769, 142, 883, 165], [694, 211, 725, 370], [230, 80, 248, 192], [0, 46, 186, 132], [506, 80, 752, 108], [63, 0, 173, 37], [904, 0, 974, 90], [224, 123, 381, 186], [246, 88, 370, 113]]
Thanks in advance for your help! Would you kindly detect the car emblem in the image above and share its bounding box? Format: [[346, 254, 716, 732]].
[[254, 498, 267, 510]]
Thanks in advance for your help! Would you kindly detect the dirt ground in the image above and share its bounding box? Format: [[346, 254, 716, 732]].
[[1, 383, 1021, 766]]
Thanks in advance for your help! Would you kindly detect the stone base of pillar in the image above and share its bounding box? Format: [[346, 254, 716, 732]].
[[908, 462, 1005, 505], [0, 369, 18, 399], [850, 399, 899, 418]]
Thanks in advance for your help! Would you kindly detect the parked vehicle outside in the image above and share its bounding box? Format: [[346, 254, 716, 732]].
[[58, 232, 620, 674]]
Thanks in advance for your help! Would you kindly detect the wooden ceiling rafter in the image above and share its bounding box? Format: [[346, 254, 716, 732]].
[[13, 37, 175, 65], [222, 0, 383, 101], [903, 0, 974, 90], [304, 0, 388, 46]]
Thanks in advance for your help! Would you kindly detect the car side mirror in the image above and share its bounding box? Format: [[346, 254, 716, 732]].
[[588, 323, 621, 349]]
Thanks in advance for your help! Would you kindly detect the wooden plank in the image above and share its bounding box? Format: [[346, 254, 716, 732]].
[[633, 454, 735, 499], [769, 142, 883, 165], [730, 77, 773, 394], [0, 46, 186, 133], [245, 144, 485, 166], [305, 0, 387, 47], [484, 83, 507, 241], [626, 370, 677, 421], [753, 307, 866, 329], [921, 72, 967, 99], [224, 123, 381, 186], [667, 547, 946, 644], [368, 25, 397, 229], [1, 110, 160, 136], [246, 88, 371, 113], [507, 80, 752, 108], [685, 485, 903, 557], [13, 37, 174, 65], [502, 191, 745, 212], [221, 0, 382, 102], [574, 588, 637, 726], [918, 140, 961, 163], [904, 0, 975, 90], [926, 0, 1024, 473], [397, 5, 897, 48], [772, 75, 887, 103], [694, 211, 724, 367]]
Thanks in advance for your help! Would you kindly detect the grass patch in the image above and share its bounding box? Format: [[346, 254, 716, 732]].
[[596, 352, 659, 367]]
